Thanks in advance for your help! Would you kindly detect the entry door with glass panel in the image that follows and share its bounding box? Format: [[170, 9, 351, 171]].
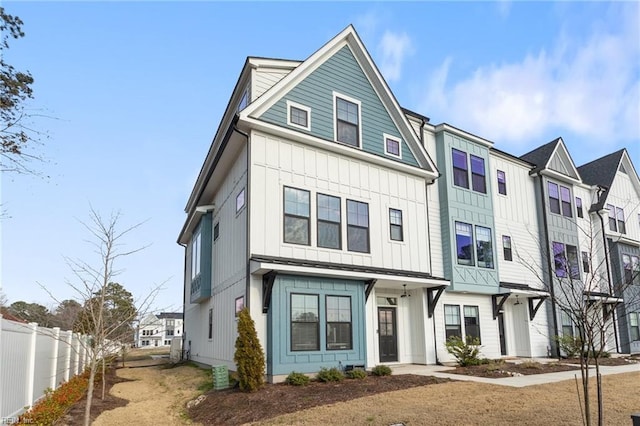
[[378, 307, 398, 362]]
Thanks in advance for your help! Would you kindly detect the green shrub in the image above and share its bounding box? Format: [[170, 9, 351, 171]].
[[519, 360, 542, 369], [285, 371, 311, 386], [485, 360, 504, 372], [371, 365, 392, 376], [445, 336, 482, 366], [234, 308, 266, 392], [346, 369, 367, 379], [316, 367, 344, 382], [555, 335, 583, 358]]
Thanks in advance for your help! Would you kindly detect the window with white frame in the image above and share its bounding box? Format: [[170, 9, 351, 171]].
[[560, 186, 572, 217], [317, 193, 341, 249], [287, 100, 311, 131], [284, 187, 310, 245], [470, 155, 486, 194], [607, 204, 626, 234], [452, 149, 469, 189], [497, 170, 507, 195], [455, 222, 474, 266], [630, 312, 639, 341], [444, 305, 461, 339], [475, 226, 494, 269], [389, 208, 403, 241], [291, 294, 319, 351], [347, 199, 369, 253], [503, 235, 513, 261], [576, 197, 583, 218], [548, 182, 561, 214], [553, 242, 580, 279], [384, 134, 401, 158], [561, 311, 574, 337], [623, 254, 640, 285], [464, 306, 481, 343], [191, 226, 201, 280], [334, 94, 360, 147]]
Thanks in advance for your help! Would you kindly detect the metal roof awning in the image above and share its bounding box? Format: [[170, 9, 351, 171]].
[[493, 282, 550, 321]]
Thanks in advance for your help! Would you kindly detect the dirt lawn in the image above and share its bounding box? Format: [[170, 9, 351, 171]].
[[92, 359, 209, 426], [252, 372, 640, 426]]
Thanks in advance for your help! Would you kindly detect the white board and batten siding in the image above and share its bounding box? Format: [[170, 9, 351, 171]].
[[253, 67, 294, 100], [249, 130, 432, 275], [184, 145, 248, 367], [490, 154, 544, 288], [434, 293, 500, 362], [423, 127, 445, 278], [607, 170, 640, 240]]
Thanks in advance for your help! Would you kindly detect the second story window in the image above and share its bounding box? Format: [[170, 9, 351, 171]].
[[389, 208, 403, 241], [560, 186, 572, 218], [576, 197, 583, 218], [335, 96, 360, 147], [553, 242, 580, 279], [548, 182, 561, 214], [502, 235, 512, 261], [284, 187, 310, 245], [607, 204, 626, 234], [475, 226, 493, 269], [470, 155, 486, 193], [452, 149, 469, 189], [347, 200, 369, 253], [455, 222, 474, 266], [317, 194, 341, 249], [497, 170, 507, 195]]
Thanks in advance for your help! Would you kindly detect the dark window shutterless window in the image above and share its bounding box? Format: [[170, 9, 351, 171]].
[[291, 294, 319, 351], [503, 235, 513, 261], [336, 97, 359, 146], [608, 204, 617, 231], [470, 155, 486, 194], [497, 170, 507, 195], [582, 251, 590, 273], [576, 197, 583, 218], [208, 308, 213, 339], [464, 306, 481, 343], [616, 207, 626, 234], [548, 182, 561, 214], [553, 242, 566, 277], [560, 186, 572, 218], [213, 223, 219, 241], [561, 311, 574, 337], [475, 226, 493, 269], [385, 137, 400, 157], [455, 222, 474, 266], [630, 312, 639, 341], [317, 193, 341, 249], [290, 105, 308, 128], [347, 200, 369, 253], [326, 296, 352, 350], [566, 245, 580, 279], [444, 305, 461, 339], [389, 208, 403, 241], [283, 187, 310, 245], [452, 149, 469, 189]]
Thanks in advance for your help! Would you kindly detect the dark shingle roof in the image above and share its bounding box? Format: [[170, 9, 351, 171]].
[[577, 149, 625, 211], [157, 312, 183, 320], [519, 138, 561, 172]]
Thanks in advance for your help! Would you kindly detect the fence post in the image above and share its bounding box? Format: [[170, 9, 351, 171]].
[[26, 322, 38, 410], [50, 327, 60, 390], [64, 330, 72, 382]]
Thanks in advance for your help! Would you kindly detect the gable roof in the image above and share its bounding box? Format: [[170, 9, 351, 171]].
[[239, 25, 439, 178], [157, 312, 183, 320], [519, 137, 581, 181], [577, 148, 640, 212]]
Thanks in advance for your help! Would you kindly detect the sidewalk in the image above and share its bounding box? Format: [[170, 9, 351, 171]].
[[392, 362, 640, 388]]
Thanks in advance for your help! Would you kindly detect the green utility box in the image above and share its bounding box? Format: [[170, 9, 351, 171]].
[[212, 365, 229, 390]]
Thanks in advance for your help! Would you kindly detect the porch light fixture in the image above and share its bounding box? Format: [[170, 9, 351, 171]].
[[400, 284, 410, 298], [514, 295, 521, 305]]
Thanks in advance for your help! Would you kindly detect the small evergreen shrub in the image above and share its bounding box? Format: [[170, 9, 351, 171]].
[[519, 360, 542, 370], [371, 365, 392, 376], [346, 369, 367, 380], [445, 336, 482, 366], [234, 308, 266, 392], [316, 367, 344, 382], [555, 335, 583, 358], [285, 371, 310, 386]]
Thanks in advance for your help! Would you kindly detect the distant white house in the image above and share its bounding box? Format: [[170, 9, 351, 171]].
[[135, 312, 183, 348]]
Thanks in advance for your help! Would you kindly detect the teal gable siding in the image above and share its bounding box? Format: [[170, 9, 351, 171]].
[[190, 213, 212, 303], [259, 45, 419, 167], [437, 132, 499, 294], [266, 275, 366, 376]]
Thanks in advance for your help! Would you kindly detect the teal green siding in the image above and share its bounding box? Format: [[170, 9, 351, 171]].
[[437, 132, 499, 294], [259, 45, 419, 167], [266, 275, 366, 376], [190, 213, 212, 303]]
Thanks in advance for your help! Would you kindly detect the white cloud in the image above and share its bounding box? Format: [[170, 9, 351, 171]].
[[420, 4, 639, 149], [378, 31, 414, 82], [496, 0, 512, 19]]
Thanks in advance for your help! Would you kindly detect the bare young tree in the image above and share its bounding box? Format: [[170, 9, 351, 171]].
[[39, 208, 162, 426]]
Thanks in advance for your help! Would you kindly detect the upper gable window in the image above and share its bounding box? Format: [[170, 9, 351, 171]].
[[470, 155, 486, 194], [334, 93, 361, 147], [384, 134, 401, 159], [287, 100, 311, 131], [238, 87, 250, 112]]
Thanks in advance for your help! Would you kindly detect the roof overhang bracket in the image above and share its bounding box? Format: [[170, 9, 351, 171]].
[[528, 296, 548, 320], [492, 293, 510, 319], [427, 286, 447, 318], [262, 271, 277, 314], [364, 279, 377, 301]]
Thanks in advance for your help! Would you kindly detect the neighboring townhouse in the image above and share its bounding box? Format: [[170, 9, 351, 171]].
[[578, 149, 640, 353], [136, 312, 183, 348], [178, 26, 450, 381]]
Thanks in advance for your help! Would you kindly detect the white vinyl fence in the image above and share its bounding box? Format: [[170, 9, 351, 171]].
[[0, 314, 94, 419]]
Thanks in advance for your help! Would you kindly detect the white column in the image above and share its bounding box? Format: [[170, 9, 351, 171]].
[[26, 322, 37, 409], [50, 327, 60, 390]]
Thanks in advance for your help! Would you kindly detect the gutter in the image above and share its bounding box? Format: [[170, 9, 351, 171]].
[[231, 124, 251, 308], [538, 174, 561, 358]]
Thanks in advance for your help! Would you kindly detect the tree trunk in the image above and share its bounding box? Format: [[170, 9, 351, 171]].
[[580, 355, 591, 426], [101, 356, 106, 400], [84, 360, 97, 426]]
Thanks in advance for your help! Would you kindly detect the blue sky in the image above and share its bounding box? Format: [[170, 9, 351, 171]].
[[1, 2, 638, 314]]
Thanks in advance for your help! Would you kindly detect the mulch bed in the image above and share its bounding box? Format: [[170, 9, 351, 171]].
[[449, 362, 579, 378], [56, 364, 131, 425], [562, 356, 639, 366], [188, 374, 451, 426]]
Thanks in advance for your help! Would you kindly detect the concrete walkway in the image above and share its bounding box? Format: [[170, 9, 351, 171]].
[[392, 361, 640, 388]]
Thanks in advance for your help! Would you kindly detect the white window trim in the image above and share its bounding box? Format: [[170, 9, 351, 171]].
[[383, 133, 402, 159], [286, 100, 311, 131], [332, 91, 362, 149]]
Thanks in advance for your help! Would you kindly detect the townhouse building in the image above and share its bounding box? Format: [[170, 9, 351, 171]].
[[136, 312, 183, 348], [178, 25, 638, 380]]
